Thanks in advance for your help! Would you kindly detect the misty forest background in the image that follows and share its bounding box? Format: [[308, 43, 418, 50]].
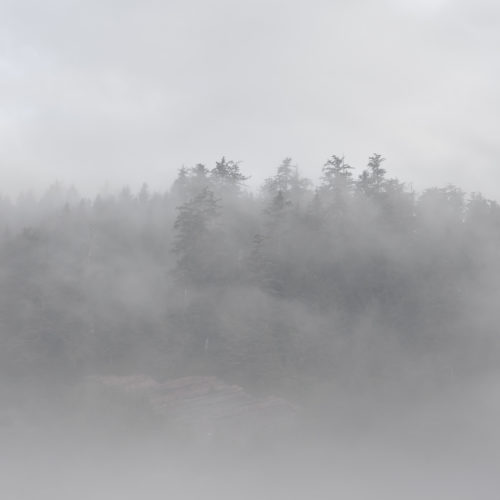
[[2, 155, 500, 414]]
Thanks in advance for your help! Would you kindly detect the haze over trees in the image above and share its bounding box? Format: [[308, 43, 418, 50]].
[[1, 154, 500, 414]]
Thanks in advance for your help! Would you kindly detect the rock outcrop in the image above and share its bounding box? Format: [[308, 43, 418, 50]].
[[84, 374, 298, 447]]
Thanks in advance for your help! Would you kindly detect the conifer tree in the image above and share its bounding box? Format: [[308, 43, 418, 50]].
[[357, 154, 386, 196], [320, 155, 353, 213], [210, 157, 248, 194], [172, 188, 220, 284]]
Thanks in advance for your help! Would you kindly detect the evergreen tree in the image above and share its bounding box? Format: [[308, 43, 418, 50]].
[[171, 167, 189, 197], [321, 155, 353, 192], [172, 188, 220, 284], [357, 153, 386, 197], [320, 155, 353, 213], [210, 157, 248, 195], [263, 158, 311, 208]]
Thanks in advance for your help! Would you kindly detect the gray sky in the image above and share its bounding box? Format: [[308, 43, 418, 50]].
[[1, 0, 499, 197]]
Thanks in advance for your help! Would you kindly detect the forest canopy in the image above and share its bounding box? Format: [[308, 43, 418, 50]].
[[1, 155, 499, 409]]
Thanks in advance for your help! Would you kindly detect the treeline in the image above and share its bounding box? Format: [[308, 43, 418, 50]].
[[1, 155, 500, 405]]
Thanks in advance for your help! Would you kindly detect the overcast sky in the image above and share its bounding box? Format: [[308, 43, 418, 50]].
[[0, 0, 499, 197]]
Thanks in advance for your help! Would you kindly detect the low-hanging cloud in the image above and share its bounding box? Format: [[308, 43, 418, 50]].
[[0, 0, 499, 197]]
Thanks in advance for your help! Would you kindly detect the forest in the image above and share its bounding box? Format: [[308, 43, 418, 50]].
[[1, 154, 500, 419]]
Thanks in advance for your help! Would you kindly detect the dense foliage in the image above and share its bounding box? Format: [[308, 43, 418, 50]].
[[1, 155, 500, 405]]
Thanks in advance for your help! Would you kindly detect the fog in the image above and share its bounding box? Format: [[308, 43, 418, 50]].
[[1, 0, 500, 196], [1, 156, 500, 498], [3, 0, 500, 498]]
